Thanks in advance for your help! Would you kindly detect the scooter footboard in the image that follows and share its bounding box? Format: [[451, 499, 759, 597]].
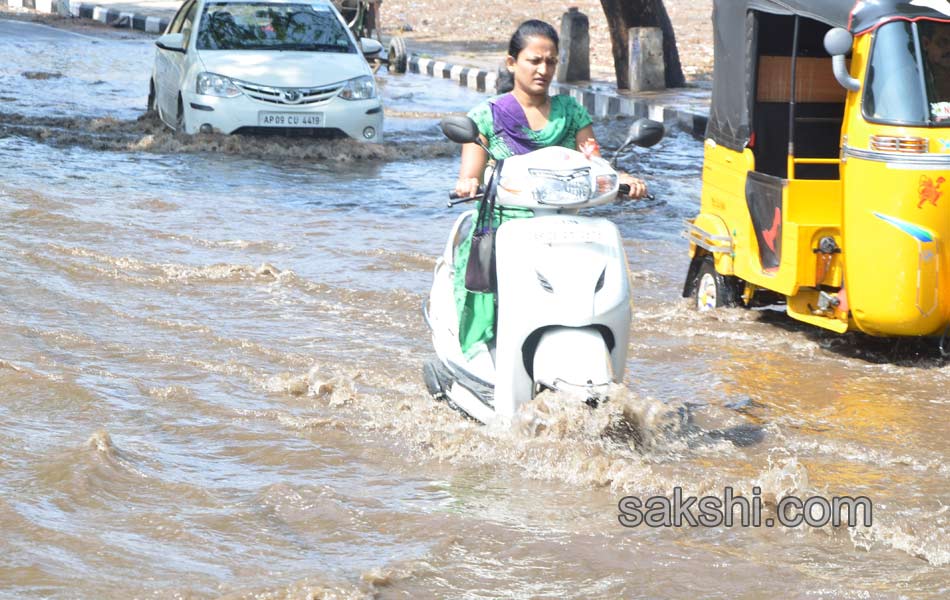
[[532, 327, 613, 390]]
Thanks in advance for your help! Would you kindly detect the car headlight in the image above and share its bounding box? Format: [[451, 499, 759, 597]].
[[528, 167, 592, 206], [338, 75, 377, 100], [196, 72, 242, 98]]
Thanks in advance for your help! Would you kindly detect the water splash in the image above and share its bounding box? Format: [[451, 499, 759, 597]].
[[0, 111, 457, 162]]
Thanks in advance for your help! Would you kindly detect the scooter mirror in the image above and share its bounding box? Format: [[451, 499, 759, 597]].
[[625, 118, 665, 149], [610, 118, 664, 167], [440, 116, 480, 144]]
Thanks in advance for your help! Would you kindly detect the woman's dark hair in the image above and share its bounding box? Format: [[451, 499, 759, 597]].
[[497, 20, 559, 94], [508, 19, 559, 59]]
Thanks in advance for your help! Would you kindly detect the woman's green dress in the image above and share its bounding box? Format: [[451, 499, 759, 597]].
[[455, 93, 593, 357]]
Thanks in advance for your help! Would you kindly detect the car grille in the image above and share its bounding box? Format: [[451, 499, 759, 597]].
[[234, 81, 344, 105]]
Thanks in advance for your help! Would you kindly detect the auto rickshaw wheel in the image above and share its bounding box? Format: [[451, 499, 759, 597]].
[[388, 36, 408, 73], [693, 255, 738, 311]]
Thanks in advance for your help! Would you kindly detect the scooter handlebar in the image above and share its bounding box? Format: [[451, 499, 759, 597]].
[[447, 185, 652, 206], [618, 183, 655, 202], [447, 186, 486, 206]]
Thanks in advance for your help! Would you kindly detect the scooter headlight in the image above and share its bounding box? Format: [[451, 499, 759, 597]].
[[528, 167, 592, 206], [595, 173, 618, 194]]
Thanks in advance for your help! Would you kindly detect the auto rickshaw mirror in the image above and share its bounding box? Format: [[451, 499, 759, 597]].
[[824, 27, 853, 56], [824, 27, 860, 91]]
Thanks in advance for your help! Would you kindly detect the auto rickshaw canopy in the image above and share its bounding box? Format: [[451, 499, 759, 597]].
[[707, 0, 950, 151]]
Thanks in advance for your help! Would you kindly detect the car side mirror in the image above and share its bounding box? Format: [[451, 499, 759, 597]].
[[360, 37, 383, 56], [440, 116, 480, 144], [156, 32, 186, 53]]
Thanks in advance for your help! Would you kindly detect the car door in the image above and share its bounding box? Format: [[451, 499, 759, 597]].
[[155, 0, 198, 120]]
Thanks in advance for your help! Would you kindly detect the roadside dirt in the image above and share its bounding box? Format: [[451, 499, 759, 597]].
[[379, 0, 714, 84], [2, 1, 715, 83], [0, 6, 152, 39]]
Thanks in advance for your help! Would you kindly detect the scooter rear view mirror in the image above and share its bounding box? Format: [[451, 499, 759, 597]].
[[625, 118, 664, 149], [440, 116, 480, 144], [611, 118, 664, 167]]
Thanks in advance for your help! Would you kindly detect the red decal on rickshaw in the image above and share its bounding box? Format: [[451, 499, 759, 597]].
[[762, 207, 781, 252], [918, 175, 946, 208]]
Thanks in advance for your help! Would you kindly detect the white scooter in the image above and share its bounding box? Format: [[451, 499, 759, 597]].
[[422, 115, 664, 424]]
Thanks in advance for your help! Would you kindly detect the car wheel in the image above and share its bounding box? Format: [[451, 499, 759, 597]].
[[175, 96, 187, 133], [388, 36, 407, 74], [147, 80, 157, 114], [693, 255, 739, 311]]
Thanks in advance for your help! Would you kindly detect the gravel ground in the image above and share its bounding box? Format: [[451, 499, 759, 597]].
[[379, 0, 714, 83], [2, 1, 714, 83]]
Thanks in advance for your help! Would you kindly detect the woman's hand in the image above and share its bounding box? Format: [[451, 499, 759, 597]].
[[578, 137, 600, 159], [618, 172, 649, 199], [455, 177, 481, 198]]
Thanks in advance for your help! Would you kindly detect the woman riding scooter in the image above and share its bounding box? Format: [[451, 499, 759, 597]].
[[453, 19, 650, 358]]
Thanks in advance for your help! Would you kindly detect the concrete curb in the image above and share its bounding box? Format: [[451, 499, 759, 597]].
[[409, 54, 708, 137], [1, 0, 169, 33], [2, 0, 708, 136]]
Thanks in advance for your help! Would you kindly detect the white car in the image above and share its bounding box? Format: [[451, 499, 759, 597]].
[[149, 0, 384, 141]]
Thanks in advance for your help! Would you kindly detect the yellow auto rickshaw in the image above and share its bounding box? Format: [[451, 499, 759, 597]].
[[684, 0, 950, 343]]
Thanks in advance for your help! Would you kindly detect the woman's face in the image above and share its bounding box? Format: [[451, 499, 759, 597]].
[[506, 35, 559, 96]]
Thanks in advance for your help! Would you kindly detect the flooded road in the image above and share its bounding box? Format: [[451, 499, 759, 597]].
[[1, 16, 947, 599]]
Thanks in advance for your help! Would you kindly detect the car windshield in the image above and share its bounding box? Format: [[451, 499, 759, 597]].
[[195, 2, 355, 52], [865, 20, 950, 126]]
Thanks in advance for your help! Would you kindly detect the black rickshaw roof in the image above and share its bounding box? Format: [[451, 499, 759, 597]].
[[706, 0, 950, 150], [851, 0, 950, 34]]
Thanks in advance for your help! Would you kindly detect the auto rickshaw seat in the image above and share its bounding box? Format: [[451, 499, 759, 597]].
[[752, 55, 845, 180]]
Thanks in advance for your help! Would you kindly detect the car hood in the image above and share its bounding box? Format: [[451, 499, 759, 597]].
[[196, 50, 370, 87]]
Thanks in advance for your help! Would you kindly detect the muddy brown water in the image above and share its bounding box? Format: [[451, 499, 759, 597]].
[[1, 15, 947, 600]]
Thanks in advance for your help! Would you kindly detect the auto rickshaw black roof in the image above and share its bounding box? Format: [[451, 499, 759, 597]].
[[707, 0, 950, 151]]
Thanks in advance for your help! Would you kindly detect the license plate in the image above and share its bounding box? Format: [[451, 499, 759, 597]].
[[258, 112, 324, 127]]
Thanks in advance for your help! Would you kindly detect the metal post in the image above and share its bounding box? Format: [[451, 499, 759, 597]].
[[787, 15, 800, 180]]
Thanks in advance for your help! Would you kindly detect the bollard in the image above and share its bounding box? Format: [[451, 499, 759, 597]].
[[628, 27, 665, 91], [558, 7, 590, 83]]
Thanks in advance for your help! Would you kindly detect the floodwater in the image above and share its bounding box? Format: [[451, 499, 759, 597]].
[[0, 16, 947, 600]]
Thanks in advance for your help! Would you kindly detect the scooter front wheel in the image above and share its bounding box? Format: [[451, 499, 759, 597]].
[[422, 359, 446, 401]]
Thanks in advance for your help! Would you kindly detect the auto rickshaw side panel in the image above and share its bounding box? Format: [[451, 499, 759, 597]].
[[694, 141, 755, 278]]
